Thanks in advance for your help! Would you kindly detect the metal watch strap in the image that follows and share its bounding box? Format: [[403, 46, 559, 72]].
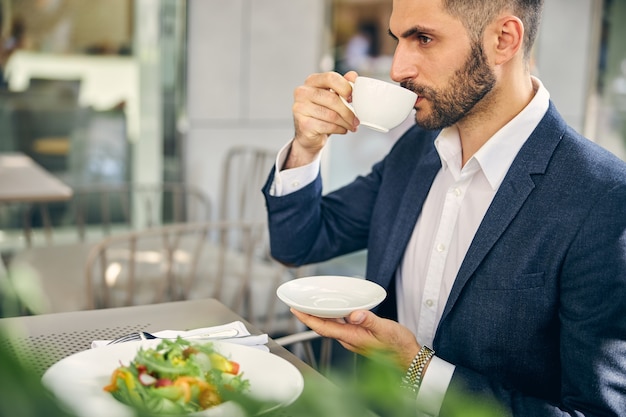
[[401, 345, 435, 394]]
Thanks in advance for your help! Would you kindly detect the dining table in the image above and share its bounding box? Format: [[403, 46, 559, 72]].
[[0, 152, 73, 203], [0, 298, 334, 417], [0, 152, 74, 248]]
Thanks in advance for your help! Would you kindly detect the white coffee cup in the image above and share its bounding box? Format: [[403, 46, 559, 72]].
[[340, 76, 417, 133]]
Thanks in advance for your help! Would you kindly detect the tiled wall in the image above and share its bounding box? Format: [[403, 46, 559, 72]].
[[185, 0, 326, 207]]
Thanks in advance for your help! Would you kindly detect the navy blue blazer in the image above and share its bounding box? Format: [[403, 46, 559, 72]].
[[263, 102, 626, 416]]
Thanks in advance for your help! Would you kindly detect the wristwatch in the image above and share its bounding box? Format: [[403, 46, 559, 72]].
[[401, 345, 435, 394]]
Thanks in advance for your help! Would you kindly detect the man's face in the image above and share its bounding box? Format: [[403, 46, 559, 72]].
[[389, 0, 496, 130]]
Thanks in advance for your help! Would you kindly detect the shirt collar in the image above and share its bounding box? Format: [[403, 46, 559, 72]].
[[435, 77, 550, 189]]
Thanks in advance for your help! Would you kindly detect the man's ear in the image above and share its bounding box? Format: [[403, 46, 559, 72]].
[[489, 15, 524, 65]]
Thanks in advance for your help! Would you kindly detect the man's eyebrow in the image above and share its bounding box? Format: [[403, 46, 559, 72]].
[[388, 25, 432, 40]]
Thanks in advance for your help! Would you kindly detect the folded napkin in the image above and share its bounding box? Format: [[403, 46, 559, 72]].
[[91, 320, 269, 351]]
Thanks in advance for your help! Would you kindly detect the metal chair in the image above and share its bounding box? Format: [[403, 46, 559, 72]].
[[218, 145, 277, 225], [84, 220, 293, 335], [217, 146, 308, 332], [14, 182, 212, 247]]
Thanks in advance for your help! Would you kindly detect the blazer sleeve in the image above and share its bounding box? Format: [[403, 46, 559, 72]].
[[261, 158, 382, 266]]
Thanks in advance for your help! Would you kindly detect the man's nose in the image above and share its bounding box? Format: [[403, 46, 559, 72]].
[[390, 43, 418, 83]]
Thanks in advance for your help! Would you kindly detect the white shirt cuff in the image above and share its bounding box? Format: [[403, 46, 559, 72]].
[[415, 356, 455, 416], [270, 140, 321, 196]]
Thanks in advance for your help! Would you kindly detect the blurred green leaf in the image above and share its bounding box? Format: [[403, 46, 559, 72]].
[[231, 350, 506, 417], [0, 339, 76, 417]]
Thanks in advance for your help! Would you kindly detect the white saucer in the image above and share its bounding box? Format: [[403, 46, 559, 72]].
[[276, 275, 386, 318]]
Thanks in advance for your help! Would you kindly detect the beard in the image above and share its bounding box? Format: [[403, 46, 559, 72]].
[[402, 42, 496, 130]]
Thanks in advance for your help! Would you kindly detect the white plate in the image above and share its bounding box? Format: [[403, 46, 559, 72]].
[[276, 275, 387, 318], [42, 340, 304, 417]]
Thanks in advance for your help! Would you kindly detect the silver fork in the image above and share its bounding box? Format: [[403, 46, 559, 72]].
[[107, 328, 240, 345]]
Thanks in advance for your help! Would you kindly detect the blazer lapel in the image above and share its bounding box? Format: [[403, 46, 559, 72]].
[[375, 145, 442, 289], [438, 103, 568, 326], [441, 167, 536, 318]]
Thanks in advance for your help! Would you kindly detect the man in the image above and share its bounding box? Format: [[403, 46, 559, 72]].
[[262, 0, 626, 415]]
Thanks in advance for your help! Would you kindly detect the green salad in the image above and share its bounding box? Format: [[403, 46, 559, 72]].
[[103, 338, 250, 415]]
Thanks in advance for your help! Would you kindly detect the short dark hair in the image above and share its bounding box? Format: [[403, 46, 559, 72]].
[[442, 0, 544, 61]]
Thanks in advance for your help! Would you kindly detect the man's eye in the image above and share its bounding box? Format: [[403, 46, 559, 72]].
[[418, 35, 432, 45]]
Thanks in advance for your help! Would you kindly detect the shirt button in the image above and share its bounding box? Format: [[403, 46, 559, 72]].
[[436, 243, 446, 252], [454, 187, 462, 197], [291, 181, 300, 188], [425, 299, 434, 307]]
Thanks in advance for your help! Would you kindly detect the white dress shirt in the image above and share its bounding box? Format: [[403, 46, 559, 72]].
[[271, 77, 550, 416]]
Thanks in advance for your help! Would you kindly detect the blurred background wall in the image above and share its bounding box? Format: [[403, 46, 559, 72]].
[[184, 0, 325, 204], [0, 0, 623, 213]]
